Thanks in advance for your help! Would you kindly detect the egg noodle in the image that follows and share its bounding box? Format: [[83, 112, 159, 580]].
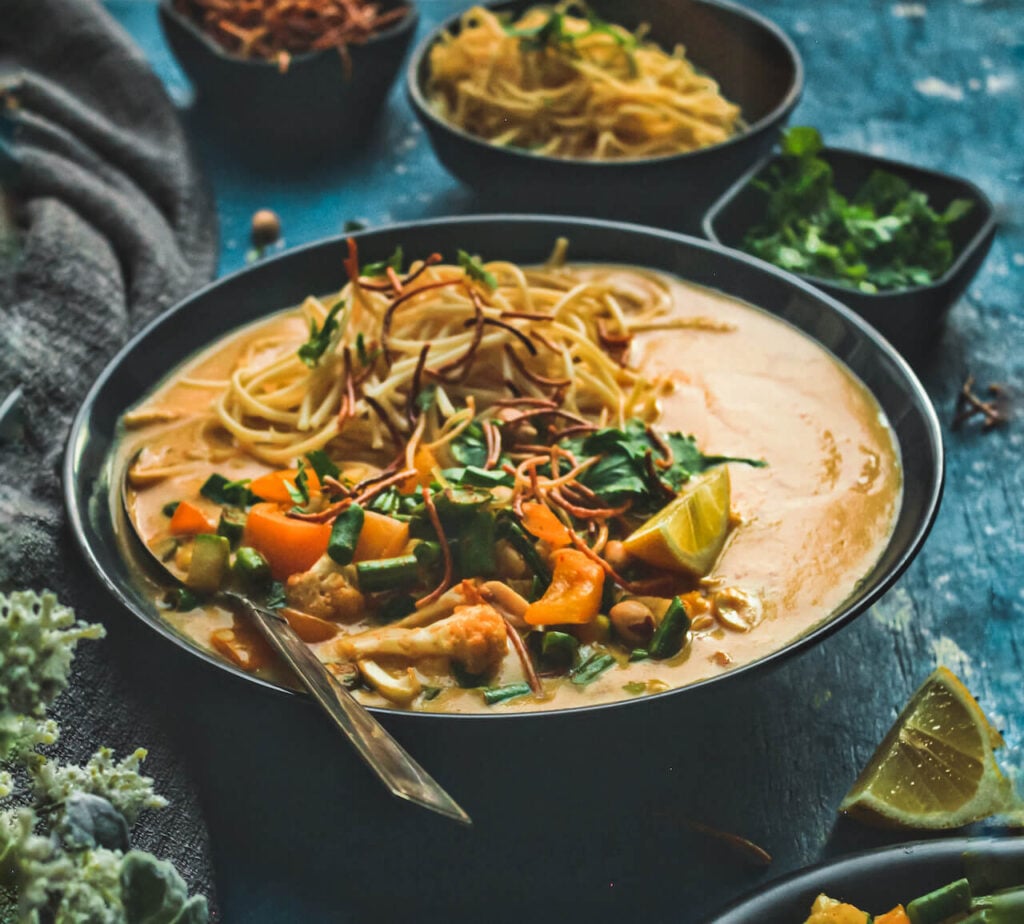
[[214, 239, 686, 466], [426, 3, 742, 160]]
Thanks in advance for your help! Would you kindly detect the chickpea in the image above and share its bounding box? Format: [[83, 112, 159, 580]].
[[251, 209, 281, 246], [603, 540, 630, 572], [609, 599, 656, 647]]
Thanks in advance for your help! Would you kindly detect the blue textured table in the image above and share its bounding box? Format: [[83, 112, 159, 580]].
[[106, 2, 1024, 921]]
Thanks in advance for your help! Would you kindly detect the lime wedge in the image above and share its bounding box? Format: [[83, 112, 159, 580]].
[[622, 466, 731, 576], [840, 666, 1019, 829]]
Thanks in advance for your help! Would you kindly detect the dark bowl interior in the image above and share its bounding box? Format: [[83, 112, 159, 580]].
[[158, 0, 418, 153], [65, 215, 942, 716], [703, 147, 998, 360], [407, 0, 803, 231], [708, 837, 1024, 924]]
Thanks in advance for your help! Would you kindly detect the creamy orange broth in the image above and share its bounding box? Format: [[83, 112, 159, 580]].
[[117, 270, 901, 712]]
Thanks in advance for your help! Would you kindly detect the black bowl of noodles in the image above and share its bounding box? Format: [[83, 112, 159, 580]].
[[407, 0, 803, 231], [65, 216, 941, 921], [707, 837, 1024, 924]]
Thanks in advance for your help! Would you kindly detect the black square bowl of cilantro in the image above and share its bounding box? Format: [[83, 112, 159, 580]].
[[702, 127, 997, 358]]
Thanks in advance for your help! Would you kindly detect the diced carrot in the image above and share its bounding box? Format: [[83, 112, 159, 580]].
[[521, 501, 572, 548], [400, 446, 438, 493], [875, 908, 909, 924], [243, 502, 330, 580], [280, 607, 339, 643], [169, 501, 217, 536], [523, 548, 604, 626], [211, 623, 274, 671], [353, 511, 409, 562], [249, 467, 321, 504]]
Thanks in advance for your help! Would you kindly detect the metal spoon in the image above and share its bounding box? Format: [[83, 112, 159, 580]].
[[120, 468, 471, 826]]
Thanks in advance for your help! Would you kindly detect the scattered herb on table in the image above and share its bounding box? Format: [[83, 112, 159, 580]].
[[0, 590, 209, 922], [741, 126, 973, 293]]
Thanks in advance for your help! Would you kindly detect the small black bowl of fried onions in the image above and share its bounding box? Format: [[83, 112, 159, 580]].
[[159, 0, 418, 156], [407, 0, 802, 229], [703, 127, 997, 358]]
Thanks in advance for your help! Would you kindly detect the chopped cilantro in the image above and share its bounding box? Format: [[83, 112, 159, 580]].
[[199, 473, 252, 507], [298, 299, 345, 367], [361, 245, 404, 277], [285, 461, 311, 508], [457, 249, 498, 290], [741, 126, 973, 293], [306, 449, 339, 482], [416, 382, 438, 413]]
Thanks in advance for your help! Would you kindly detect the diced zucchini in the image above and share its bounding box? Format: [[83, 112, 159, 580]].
[[185, 533, 230, 594]]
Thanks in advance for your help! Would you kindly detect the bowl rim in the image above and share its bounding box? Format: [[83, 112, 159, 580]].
[[64, 214, 944, 721], [705, 836, 1024, 923], [702, 144, 999, 299], [405, 0, 804, 169], [157, 0, 420, 69]]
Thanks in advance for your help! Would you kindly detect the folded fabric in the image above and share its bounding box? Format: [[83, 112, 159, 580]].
[[0, 0, 219, 911]]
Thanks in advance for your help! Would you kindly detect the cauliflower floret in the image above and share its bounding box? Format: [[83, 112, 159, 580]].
[[331, 604, 508, 675], [285, 554, 365, 622]]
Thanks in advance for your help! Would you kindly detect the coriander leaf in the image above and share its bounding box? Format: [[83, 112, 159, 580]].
[[361, 245, 403, 277], [298, 300, 345, 367], [416, 382, 438, 413], [199, 473, 252, 507], [286, 461, 311, 508], [450, 421, 491, 467], [457, 249, 498, 290], [306, 449, 339, 482], [781, 124, 823, 158], [942, 198, 973, 224]]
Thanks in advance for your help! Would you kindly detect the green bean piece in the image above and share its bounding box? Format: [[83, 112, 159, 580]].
[[629, 648, 649, 662], [455, 509, 497, 577], [966, 851, 1024, 894], [327, 503, 364, 565], [907, 878, 972, 924], [648, 596, 691, 660], [968, 887, 1024, 921], [355, 555, 420, 593], [232, 546, 271, 591], [570, 652, 616, 686], [483, 682, 532, 705]]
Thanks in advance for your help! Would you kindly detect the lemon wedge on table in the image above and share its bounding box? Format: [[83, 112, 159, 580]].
[[840, 666, 1019, 829], [622, 465, 731, 576]]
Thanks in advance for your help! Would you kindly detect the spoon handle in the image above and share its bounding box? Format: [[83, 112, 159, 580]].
[[227, 594, 471, 826]]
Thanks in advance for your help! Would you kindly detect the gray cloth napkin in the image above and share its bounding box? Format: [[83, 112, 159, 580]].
[[0, 0, 219, 911]]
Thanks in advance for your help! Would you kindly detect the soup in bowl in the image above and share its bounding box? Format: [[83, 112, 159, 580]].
[[65, 217, 941, 717]]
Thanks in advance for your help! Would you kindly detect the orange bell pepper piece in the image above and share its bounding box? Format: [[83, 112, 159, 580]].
[[875, 908, 909, 924], [169, 501, 217, 536], [400, 446, 438, 494], [523, 548, 604, 626], [243, 502, 330, 580], [521, 501, 572, 548], [249, 467, 321, 504], [353, 511, 410, 562]]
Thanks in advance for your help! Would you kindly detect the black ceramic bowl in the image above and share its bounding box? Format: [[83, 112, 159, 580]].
[[64, 215, 945, 917], [703, 148, 998, 359], [406, 0, 802, 231], [66, 215, 941, 708], [708, 837, 1024, 923], [158, 0, 418, 152]]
